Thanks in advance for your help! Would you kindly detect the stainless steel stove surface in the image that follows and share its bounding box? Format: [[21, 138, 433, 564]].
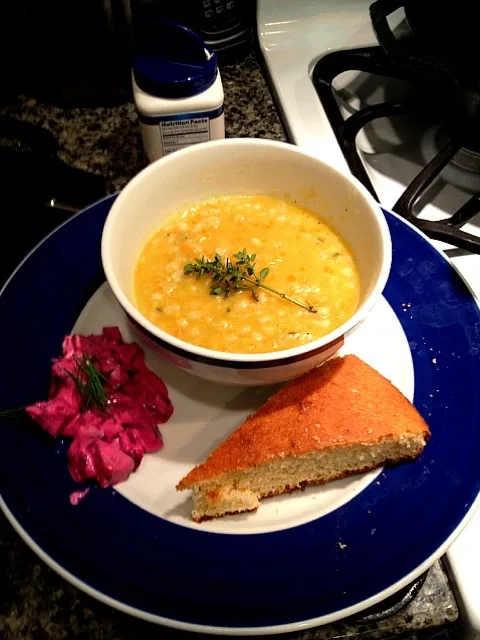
[[258, 1, 480, 637]]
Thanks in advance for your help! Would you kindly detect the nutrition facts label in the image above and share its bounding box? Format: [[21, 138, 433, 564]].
[[159, 117, 211, 155]]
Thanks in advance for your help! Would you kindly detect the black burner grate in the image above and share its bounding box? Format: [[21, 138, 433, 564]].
[[312, 46, 480, 253], [353, 570, 428, 623]]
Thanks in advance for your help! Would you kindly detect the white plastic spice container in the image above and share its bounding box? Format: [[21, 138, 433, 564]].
[[132, 22, 225, 162]]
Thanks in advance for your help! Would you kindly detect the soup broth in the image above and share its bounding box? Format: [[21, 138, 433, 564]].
[[134, 196, 360, 353]]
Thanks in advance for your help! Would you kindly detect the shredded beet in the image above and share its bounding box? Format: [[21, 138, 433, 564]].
[[69, 488, 90, 506], [25, 327, 173, 495]]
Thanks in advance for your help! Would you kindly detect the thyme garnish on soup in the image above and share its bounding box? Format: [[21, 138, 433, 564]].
[[184, 249, 317, 313]]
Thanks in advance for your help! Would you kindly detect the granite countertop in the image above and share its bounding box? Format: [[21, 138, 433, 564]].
[[0, 54, 286, 194], [0, 53, 459, 640]]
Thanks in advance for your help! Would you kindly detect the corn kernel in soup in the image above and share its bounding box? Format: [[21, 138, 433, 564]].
[[134, 196, 360, 353]]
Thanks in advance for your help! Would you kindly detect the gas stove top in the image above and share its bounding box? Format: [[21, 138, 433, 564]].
[[258, 0, 480, 637], [312, 45, 480, 253]]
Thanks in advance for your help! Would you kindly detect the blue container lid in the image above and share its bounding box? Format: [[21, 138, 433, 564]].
[[133, 22, 218, 99]]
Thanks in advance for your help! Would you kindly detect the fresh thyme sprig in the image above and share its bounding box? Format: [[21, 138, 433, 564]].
[[65, 355, 108, 412], [184, 249, 316, 313]]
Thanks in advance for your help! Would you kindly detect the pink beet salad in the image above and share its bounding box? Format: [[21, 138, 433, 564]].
[[26, 327, 173, 489]]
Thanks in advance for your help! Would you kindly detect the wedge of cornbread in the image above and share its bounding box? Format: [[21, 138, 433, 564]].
[[177, 355, 430, 521]]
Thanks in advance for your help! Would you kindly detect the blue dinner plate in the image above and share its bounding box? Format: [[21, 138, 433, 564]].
[[1, 196, 480, 634]]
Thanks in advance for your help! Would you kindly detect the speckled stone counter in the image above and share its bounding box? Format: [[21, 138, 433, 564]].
[[0, 54, 285, 194], [0, 53, 459, 640]]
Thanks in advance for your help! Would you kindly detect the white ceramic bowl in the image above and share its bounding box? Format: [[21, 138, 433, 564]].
[[102, 139, 391, 386]]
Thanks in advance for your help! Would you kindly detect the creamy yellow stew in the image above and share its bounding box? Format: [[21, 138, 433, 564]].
[[134, 195, 360, 353]]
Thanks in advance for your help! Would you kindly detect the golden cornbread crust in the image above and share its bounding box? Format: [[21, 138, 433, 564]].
[[177, 355, 430, 491]]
